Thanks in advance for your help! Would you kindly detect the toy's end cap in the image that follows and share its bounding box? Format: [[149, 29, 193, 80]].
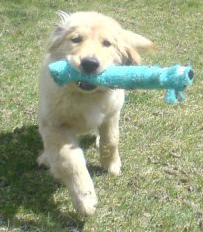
[[188, 70, 194, 80]]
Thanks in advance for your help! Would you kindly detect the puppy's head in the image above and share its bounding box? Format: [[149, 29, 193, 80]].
[[48, 11, 154, 92]]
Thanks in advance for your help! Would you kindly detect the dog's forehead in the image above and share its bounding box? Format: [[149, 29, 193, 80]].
[[68, 12, 121, 30]]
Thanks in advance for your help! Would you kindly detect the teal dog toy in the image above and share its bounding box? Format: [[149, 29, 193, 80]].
[[48, 61, 194, 104]]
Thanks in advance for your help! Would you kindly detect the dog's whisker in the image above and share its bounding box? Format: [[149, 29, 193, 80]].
[[57, 10, 71, 25]]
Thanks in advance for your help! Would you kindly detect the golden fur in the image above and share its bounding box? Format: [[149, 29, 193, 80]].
[[38, 11, 153, 215]]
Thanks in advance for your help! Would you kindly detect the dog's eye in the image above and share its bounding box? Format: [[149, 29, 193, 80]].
[[71, 36, 83, 43], [102, 39, 111, 47]]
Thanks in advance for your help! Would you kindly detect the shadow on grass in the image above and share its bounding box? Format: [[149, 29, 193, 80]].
[[0, 125, 103, 231]]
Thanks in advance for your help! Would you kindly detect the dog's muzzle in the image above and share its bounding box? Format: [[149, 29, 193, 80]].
[[76, 81, 97, 91]]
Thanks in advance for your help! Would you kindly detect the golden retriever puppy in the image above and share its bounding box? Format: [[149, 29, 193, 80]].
[[38, 11, 153, 216]]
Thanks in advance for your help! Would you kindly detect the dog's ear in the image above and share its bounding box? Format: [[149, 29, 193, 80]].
[[48, 11, 71, 51], [120, 30, 154, 65], [124, 30, 154, 53], [121, 46, 141, 65]]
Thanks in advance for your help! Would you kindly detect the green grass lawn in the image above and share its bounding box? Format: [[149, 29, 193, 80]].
[[0, 0, 203, 231]]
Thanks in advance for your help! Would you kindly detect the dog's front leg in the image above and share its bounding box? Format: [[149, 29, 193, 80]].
[[99, 113, 121, 176], [38, 126, 97, 216]]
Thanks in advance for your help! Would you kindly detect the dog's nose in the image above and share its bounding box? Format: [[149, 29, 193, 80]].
[[81, 57, 100, 74]]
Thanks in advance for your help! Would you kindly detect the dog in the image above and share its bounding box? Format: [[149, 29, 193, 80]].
[[38, 11, 153, 216]]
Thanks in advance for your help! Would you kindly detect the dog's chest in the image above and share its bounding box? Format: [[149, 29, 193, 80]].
[[59, 93, 108, 132]]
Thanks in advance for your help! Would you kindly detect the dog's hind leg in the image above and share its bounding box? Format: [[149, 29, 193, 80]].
[[38, 126, 97, 216]]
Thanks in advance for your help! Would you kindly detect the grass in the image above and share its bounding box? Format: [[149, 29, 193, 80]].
[[0, 0, 203, 231]]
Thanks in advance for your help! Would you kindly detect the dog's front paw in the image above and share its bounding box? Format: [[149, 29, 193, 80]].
[[73, 191, 98, 216], [108, 159, 121, 176], [101, 156, 121, 176]]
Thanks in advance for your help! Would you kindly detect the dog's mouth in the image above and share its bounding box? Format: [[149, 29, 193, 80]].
[[76, 81, 97, 91]]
